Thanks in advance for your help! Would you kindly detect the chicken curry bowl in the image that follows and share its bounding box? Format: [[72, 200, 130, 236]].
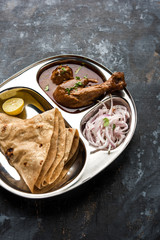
[[38, 62, 126, 112]]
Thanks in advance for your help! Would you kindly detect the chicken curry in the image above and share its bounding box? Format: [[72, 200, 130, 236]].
[[38, 63, 126, 111]]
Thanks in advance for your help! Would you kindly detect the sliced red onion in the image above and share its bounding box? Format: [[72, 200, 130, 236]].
[[83, 96, 130, 151]]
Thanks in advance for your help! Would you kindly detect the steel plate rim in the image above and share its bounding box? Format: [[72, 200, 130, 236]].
[[0, 54, 137, 199]]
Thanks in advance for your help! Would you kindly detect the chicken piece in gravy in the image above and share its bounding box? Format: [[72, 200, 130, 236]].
[[51, 65, 73, 85], [53, 72, 126, 108]]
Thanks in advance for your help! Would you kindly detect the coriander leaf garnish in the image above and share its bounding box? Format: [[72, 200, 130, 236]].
[[61, 67, 66, 74], [113, 124, 116, 130], [65, 87, 73, 95], [84, 75, 88, 79], [45, 85, 49, 91], [65, 82, 83, 95], [76, 76, 80, 80], [75, 66, 82, 74], [103, 118, 109, 127], [66, 88, 72, 95], [75, 81, 82, 87]]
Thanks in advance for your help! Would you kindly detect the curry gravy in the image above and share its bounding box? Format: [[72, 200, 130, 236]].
[[38, 63, 105, 113]]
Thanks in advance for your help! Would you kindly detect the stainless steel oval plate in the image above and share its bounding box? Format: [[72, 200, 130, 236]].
[[0, 55, 137, 199]]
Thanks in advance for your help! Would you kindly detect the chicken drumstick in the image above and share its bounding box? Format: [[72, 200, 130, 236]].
[[53, 72, 126, 108]]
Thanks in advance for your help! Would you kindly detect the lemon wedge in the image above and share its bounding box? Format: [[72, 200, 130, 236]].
[[2, 98, 24, 116]]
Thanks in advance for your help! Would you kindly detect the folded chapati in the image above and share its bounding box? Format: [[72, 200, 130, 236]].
[[0, 108, 79, 193], [0, 112, 22, 123], [43, 128, 77, 186], [35, 109, 59, 189], [33, 146, 79, 194], [42, 110, 66, 186], [0, 118, 54, 193]]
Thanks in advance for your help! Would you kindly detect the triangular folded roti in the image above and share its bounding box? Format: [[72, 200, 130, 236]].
[[43, 110, 66, 185], [0, 108, 79, 194], [44, 128, 77, 185], [33, 146, 79, 194], [67, 129, 79, 163], [0, 109, 60, 189], [0, 119, 54, 193], [0, 112, 22, 123], [35, 109, 59, 189]]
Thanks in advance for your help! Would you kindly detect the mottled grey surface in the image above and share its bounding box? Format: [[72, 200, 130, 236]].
[[0, 0, 160, 239]]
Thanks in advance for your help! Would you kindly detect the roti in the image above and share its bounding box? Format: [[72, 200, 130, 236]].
[[0, 108, 79, 193], [43, 110, 66, 185], [0, 119, 54, 193], [45, 128, 77, 185], [35, 109, 59, 189], [33, 146, 79, 194]]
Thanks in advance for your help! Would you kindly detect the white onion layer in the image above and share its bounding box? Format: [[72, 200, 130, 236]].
[[83, 97, 130, 151]]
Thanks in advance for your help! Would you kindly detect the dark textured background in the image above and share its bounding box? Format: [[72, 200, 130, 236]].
[[0, 0, 160, 239]]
